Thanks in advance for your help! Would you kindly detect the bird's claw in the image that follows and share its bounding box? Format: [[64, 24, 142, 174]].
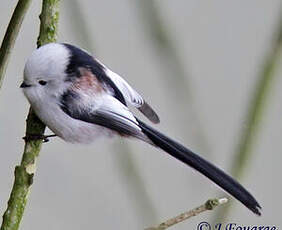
[[23, 134, 56, 143]]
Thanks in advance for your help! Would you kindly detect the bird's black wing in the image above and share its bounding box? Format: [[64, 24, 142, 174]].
[[59, 70, 149, 142], [62, 43, 160, 124], [62, 43, 127, 106]]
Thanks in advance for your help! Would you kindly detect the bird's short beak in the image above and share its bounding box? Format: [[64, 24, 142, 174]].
[[20, 82, 31, 88]]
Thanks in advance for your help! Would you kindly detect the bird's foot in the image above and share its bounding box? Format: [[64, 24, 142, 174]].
[[23, 134, 57, 143]]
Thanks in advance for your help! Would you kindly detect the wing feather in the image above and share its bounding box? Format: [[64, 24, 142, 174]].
[[60, 72, 149, 142], [104, 68, 160, 124]]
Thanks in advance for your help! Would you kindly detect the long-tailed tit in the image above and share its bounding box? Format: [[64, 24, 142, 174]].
[[20, 43, 261, 215]]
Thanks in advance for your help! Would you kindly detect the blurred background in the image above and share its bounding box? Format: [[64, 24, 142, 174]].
[[0, 0, 281, 229]]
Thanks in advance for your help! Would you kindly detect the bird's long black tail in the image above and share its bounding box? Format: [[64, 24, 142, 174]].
[[137, 119, 261, 215]]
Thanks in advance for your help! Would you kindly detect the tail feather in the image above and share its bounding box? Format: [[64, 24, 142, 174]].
[[137, 119, 261, 215]]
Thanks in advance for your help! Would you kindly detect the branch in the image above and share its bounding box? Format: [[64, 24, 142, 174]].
[[145, 198, 228, 230], [0, 1, 60, 230], [0, 0, 33, 91], [37, 0, 60, 48]]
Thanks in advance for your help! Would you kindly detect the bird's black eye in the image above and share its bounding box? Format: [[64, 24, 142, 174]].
[[38, 80, 47, 86]]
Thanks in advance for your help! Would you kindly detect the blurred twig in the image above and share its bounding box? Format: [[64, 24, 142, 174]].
[[146, 198, 228, 230], [231, 15, 282, 180], [136, 0, 210, 152], [212, 12, 282, 222], [0, 0, 33, 91], [0, 1, 60, 230], [62, 0, 95, 52], [113, 141, 159, 225]]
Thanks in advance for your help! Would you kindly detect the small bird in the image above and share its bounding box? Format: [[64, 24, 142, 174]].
[[21, 43, 261, 215]]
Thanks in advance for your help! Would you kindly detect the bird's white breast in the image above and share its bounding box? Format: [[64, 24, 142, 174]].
[[30, 95, 115, 144]]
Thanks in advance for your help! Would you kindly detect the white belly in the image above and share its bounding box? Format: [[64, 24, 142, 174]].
[[31, 99, 115, 144]]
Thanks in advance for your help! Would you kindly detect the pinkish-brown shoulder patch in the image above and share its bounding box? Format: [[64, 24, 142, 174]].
[[72, 67, 104, 95]]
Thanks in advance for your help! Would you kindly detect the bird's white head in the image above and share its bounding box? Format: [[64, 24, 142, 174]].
[[21, 43, 71, 104]]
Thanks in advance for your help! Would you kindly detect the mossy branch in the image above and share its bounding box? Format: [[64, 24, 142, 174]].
[[37, 0, 60, 48], [0, 0, 33, 91], [145, 198, 228, 230], [0, 1, 60, 230]]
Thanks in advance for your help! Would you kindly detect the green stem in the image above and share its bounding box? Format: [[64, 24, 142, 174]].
[[37, 0, 60, 48], [231, 20, 282, 180], [0, 0, 33, 91], [211, 14, 282, 222], [0, 1, 60, 230]]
